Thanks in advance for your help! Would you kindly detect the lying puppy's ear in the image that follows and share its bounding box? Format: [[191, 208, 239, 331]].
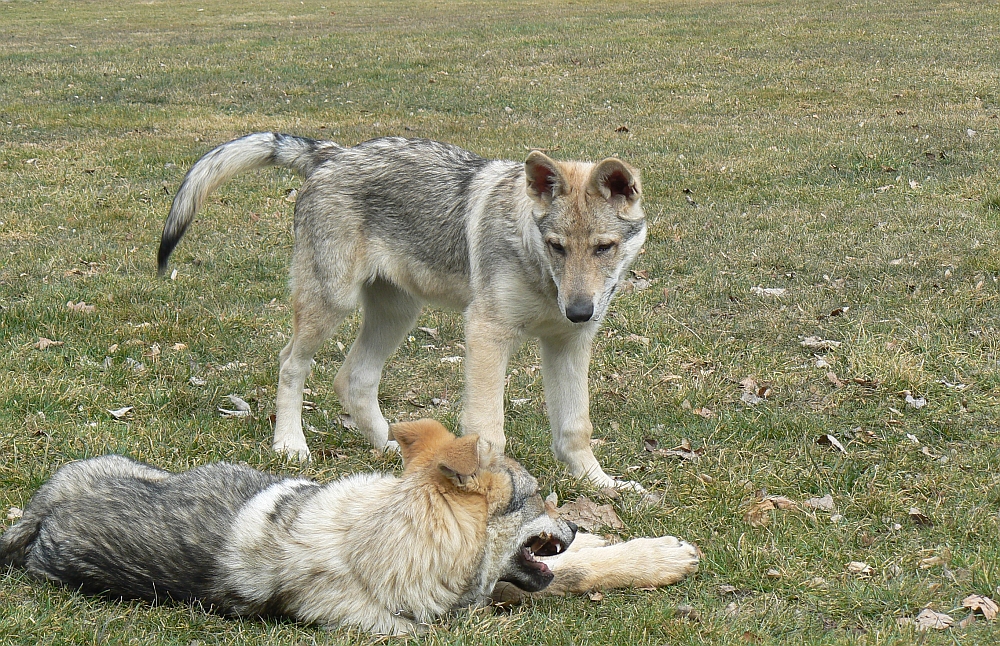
[[390, 419, 451, 467], [438, 434, 480, 486]]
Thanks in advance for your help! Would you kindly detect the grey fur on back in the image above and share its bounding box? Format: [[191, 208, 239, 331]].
[[0, 455, 286, 611], [157, 134, 501, 283]]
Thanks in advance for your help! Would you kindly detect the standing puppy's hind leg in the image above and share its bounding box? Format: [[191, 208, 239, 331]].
[[333, 279, 422, 450]]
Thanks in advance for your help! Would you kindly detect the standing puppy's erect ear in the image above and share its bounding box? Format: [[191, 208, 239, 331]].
[[590, 158, 643, 213], [438, 434, 480, 486], [525, 151, 567, 205]]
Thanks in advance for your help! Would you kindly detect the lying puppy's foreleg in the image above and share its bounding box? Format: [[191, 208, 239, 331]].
[[490, 533, 699, 603]]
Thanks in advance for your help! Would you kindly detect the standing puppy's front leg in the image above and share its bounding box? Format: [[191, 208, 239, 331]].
[[460, 308, 521, 452], [539, 328, 643, 490]]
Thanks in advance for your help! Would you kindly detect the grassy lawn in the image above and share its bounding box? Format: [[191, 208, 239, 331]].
[[2, 0, 999, 644]]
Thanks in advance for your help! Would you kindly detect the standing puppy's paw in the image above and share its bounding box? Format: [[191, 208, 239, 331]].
[[609, 478, 647, 493], [578, 464, 647, 493], [273, 439, 312, 462]]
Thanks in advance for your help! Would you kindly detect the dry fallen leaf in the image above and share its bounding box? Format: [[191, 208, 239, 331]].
[[552, 495, 624, 532], [66, 300, 96, 313], [171, 342, 188, 351], [674, 604, 700, 621], [745, 494, 798, 527], [908, 507, 932, 526], [621, 270, 652, 292], [816, 433, 847, 453], [693, 407, 715, 419], [34, 337, 64, 350], [751, 286, 787, 297], [189, 376, 207, 387], [587, 591, 605, 602], [7, 507, 23, 521], [915, 608, 953, 631], [107, 406, 133, 419], [802, 494, 836, 512], [846, 561, 874, 577], [416, 326, 439, 340], [738, 377, 772, 406], [800, 336, 842, 351], [852, 376, 879, 389], [218, 394, 252, 418], [904, 393, 927, 409], [403, 390, 425, 408], [962, 594, 998, 621], [958, 614, 977, 629], [643, 437, 703, 461]]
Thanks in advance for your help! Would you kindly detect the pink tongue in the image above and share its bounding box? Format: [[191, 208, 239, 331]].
[[522, 548, 550, 572]]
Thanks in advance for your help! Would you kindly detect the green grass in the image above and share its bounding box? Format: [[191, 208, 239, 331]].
[[2, 0, 999, 644]]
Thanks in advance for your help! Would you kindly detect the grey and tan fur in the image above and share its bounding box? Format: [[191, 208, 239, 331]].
[[1, 419, 699, 634], [0, 420, 575, 634], [157, 133, 648, 489]]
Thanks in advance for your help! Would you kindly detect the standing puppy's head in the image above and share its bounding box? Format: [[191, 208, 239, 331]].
[[525, 151, 647, 324]]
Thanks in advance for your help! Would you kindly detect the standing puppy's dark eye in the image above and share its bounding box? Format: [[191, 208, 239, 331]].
[[594, 243, 616, 257], [548, 241, 566, 255]]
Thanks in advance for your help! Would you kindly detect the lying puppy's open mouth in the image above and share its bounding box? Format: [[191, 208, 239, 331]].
[[517, 531, 568, 575]]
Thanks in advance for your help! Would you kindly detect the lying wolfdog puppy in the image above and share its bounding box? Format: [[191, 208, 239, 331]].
[[1, 420, 700, 634], [0, 420, 576, 634], [156, 134, 647, 489]]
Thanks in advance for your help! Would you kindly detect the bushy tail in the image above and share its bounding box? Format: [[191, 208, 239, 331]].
[[157, 132, 329, 275], [0, 517, 40, 569]]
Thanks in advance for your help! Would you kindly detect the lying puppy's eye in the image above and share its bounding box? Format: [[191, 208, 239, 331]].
[[547, 240, 566, 255], [594, 243, 616, 256]]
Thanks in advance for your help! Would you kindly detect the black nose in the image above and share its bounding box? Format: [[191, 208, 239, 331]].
[[565, 299, 594, 323]]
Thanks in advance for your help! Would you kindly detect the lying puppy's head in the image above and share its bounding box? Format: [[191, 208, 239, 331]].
[[492, 469, 577, 593], [390, 419, 576, 594]]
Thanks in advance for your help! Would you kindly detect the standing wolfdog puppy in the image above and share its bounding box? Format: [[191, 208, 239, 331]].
[[157, 134, 647, 488], [0, 420, 577, 635]]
